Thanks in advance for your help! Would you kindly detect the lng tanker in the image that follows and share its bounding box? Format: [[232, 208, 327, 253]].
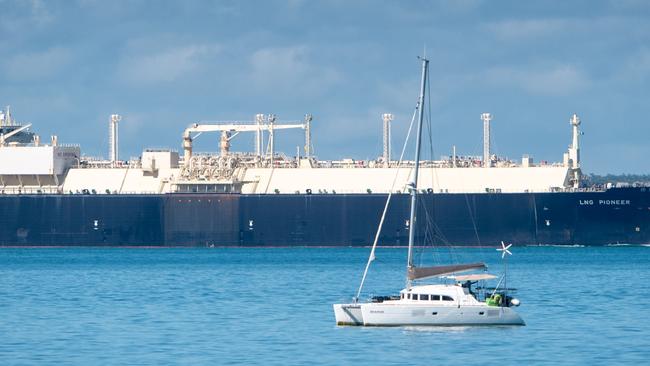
[[0, 106, 648, 246]]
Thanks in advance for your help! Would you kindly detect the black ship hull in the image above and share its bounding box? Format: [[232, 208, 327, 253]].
[[0, 187, 648, 246]]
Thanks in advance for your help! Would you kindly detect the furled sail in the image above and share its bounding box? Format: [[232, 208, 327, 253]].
[[407, 262, 486, 281]]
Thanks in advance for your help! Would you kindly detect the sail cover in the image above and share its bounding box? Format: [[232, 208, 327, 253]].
[[408, 262, 487, 281], [452, 273, 497, 282]]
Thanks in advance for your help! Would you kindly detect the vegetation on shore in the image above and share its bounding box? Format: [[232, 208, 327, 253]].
[[584, 174, 650, 185]]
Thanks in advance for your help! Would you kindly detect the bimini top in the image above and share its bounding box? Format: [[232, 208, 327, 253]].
[[407, 262, 486, 281]]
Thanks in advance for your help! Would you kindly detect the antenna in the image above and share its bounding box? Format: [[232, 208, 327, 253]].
[[568, 113, 582, 188], [1, 105, 14, 126]]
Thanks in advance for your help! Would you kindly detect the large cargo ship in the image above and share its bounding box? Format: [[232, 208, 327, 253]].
[[0, 107, 648, 246]]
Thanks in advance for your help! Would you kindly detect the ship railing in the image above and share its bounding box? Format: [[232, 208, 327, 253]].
[[2, 186, 636, 195], [62, 190, 163, 195], [549, 186, 607, 193], [128, 159, 142, 168], [310, 159, 570, 169], [76, 159, 138, 169], [0, 187, 61, 194], [175, 152, 572, 170], [273, 186, 617, 194]]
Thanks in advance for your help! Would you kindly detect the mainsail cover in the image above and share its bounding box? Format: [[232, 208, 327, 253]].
[[408, 262, 486, 281]]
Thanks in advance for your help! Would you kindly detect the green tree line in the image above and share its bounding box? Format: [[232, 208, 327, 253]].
[[585, 173, 650, 185]]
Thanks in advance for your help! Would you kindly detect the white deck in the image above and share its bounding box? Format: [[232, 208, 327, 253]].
[[242, 165, 569, 194], [62, 168, 178, 194], [53, 164, 570, 195]]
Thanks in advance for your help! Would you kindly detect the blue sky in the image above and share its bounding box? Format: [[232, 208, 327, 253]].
[[1, 0, 649, 174]]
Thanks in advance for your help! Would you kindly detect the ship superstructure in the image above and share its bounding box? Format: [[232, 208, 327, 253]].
[[10, 110, 581, 196], [0, 106, 80, 193]]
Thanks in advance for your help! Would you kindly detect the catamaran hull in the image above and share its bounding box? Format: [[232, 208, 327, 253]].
[[333, 304, 364, 326], [334, 303, 524, 326]]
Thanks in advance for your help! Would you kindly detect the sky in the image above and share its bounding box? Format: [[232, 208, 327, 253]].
[[1, 0, 649, 174]]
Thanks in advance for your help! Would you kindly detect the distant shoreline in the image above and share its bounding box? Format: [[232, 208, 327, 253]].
[[584, 173, 650, 185]]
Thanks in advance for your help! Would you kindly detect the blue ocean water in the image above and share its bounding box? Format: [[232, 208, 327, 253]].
[[0, 246, 648, 365]]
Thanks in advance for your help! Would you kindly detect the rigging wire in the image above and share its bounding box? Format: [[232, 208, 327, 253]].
[[465, 194, 482, 246], [417, 63, 463, 269], [354, 102, 419, 302]]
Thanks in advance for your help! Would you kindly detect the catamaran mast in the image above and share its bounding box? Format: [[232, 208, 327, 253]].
[[406, 56, 429, 288]]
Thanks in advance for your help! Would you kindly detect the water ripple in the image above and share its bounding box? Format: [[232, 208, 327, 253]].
[[0, 247, 648, 365]]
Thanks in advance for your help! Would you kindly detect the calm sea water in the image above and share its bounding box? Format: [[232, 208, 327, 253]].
[[0, 246, 648, 365]]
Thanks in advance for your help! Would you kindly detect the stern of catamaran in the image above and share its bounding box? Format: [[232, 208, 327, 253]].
[[333, 303, 364, 326]]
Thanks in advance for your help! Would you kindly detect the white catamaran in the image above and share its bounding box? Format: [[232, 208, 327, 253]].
[[333, 57, 525, 326]]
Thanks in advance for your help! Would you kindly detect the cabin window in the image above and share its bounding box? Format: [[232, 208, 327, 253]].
[[420, 294, 429, 300], [412, 294, 419, 300], [442, 295, 454, 301], [401, 293, 404, 299], [431, 295, 441, 301], [407, 294, 411, 300]]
